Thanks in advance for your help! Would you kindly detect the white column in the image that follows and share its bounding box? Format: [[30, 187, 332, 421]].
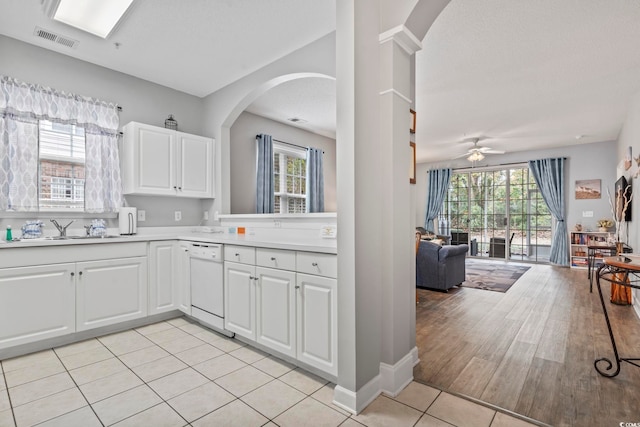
[[378, 26, 422, 396]]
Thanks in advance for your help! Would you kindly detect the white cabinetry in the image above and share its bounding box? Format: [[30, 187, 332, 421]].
[[177, 242, 192, 315], [76, 257, 148, 331], [149, 241, 178, 315], [223, 245, 337, 375], [296, 273, 337, 374], [256, 266, 297, 357], [0, 243, 148, 350], [122, 122, 214, 198], [0, 264, 76, 349], [224, 260, 256, 339]]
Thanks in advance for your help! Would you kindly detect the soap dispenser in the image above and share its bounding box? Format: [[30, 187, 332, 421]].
[[5, 225, 12, 242]]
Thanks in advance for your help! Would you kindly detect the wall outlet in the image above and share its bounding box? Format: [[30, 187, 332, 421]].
[[174, 211, 182, 221], [274, 220, 281, 228], [582, 211, 594, 217], [203, 210, 209, 220], [137, 210, 146, 221]]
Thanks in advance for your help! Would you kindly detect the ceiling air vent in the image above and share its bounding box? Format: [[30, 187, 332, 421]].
[[33, 27, 79, 49], [287, 117, 307, 124]]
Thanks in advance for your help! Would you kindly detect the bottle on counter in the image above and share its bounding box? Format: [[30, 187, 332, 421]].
[[6, 225, 12, 242]]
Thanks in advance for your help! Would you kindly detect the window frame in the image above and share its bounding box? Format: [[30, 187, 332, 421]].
[[273, 142, 307, 214]]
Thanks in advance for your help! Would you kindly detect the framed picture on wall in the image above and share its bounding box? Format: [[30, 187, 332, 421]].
[[410, 109, 416, 134], [410, 142, 416, 184], [575, 179, 601, 199], [615, 176, 632, 221]]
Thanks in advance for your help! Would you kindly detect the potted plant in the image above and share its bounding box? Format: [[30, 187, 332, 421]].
[[596, 218, 613, 233]]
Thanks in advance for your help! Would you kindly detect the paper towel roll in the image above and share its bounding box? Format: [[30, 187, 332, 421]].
[[119, 207, 137, 235]]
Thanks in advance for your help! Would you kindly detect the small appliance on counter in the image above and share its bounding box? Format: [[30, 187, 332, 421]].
[[119, 207, 137, 235]]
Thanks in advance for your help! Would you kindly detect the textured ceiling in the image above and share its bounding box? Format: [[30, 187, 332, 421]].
[[2, 1, 640, 158], [415, 0, 640, 162], [0, 0, 336, 97]]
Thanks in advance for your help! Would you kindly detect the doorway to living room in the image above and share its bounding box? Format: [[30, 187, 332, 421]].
[[440, 164, 552, 263]]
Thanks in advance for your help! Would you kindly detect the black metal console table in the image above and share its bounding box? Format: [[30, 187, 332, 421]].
[[594, 256, 640, 377], [588, 244, 632, 292]]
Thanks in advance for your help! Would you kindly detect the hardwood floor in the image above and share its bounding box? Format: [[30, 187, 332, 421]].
[[414, 262, 640, 427]]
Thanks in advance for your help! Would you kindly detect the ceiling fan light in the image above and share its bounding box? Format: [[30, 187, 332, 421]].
[[467, 151, 484, 162]]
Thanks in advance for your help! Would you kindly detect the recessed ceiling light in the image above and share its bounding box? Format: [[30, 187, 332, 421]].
[[43, 0, 134, 39]]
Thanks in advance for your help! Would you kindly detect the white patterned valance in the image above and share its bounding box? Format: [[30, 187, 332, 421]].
[[0, 75, 122, 213]]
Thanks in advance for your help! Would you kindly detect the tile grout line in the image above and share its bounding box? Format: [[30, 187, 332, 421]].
[[0, 360, 19, 427], [51, 344, 106, 427]]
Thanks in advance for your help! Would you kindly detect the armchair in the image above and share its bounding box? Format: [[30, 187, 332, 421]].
[[416, 241, 469, 292]]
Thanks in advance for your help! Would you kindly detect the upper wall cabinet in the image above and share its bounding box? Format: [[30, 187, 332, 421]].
[[121, 122, 214, 198]]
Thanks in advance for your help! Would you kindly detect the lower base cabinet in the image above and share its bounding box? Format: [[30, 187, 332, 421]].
[[296, 273, 337, 375], [224, 246, 337, 376], [76, 257, 148, 331], [0, 244, 148, 351], [0, 263, 76, 350]]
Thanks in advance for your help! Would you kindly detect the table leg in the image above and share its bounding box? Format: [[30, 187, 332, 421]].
[[594, 266, 622, 377]]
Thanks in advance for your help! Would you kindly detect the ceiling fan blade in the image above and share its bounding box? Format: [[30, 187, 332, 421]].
[[452, 151, 472, 159], [484, 149, 506, 154]]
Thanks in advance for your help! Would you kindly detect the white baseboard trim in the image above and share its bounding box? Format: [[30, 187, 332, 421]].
[[332, 347, 419, 414], [380, 347, 417, 397], [333, 374, 381, 415], [411, 346, 420, 366]]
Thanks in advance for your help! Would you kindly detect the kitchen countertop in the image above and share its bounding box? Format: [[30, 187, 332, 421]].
[[0, 229, 337, 254]]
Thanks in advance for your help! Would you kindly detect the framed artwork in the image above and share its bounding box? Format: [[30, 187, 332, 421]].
[[615, 176, 632, 221], [410, 109, 416, 134], [575, 179, 601, 199], [410, 142, 416, 184], [625, 146, 632, 171]]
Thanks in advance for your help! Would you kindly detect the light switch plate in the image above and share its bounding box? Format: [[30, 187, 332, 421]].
[[137, 210, 146, 221], [582, 211, 594, 217]]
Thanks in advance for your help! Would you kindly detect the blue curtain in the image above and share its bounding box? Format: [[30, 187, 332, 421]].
[[306, 147, 324, 213], [256, 134, 274, 213], [424, 168, 452, 233], [529, 158, 569, 266]]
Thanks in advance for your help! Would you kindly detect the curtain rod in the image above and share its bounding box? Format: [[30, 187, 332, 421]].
[[255, 135, 324, 153]]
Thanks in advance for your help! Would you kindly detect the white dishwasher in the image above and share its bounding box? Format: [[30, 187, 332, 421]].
[[188, 242, 226, 332]]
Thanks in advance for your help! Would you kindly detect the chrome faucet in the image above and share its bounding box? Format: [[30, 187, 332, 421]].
[[50, 219, 74, 237]]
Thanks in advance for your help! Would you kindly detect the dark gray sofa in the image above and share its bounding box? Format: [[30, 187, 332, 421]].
[[416, 241, 469, 291]]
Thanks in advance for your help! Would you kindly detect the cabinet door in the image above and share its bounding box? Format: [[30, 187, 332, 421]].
[[0, 264, 76, 350], [76, 257, 148, 331], [123, 122, 176, 196], [224, 261, 256, 339], [255, 266, 296, 357], [296, 273, 337, 376], [149, 241, 178, 315], [177, 243, 192, 315], [177, 133, 213, 198]]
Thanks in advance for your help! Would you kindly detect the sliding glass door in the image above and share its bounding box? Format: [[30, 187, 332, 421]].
[[441, 165, 552, 263]]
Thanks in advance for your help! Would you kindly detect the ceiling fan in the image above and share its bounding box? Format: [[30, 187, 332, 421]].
[[454, 137, 505, 162]]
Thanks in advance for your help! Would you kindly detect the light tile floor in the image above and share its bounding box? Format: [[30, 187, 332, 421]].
[[0, 317, 542, 427]]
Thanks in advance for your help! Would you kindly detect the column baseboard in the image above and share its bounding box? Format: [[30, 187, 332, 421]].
[[333, 347, 419, 414], [380, 346, 418, 397]]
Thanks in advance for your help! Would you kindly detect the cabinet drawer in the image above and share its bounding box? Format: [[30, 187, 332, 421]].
[[224, 245, 255, 264], [256, 248, 296, 271], [296, 252, 337, 278]]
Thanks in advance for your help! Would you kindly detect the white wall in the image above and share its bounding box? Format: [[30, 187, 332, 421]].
[[230, 111, 337, 214], [200, 33, 336, 220], [0, 35, 207, 230], [415, 141, 618, 233], [616, 90, 640, 315]]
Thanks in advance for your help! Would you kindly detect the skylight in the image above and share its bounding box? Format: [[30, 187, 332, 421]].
[[51, 0, 134, 39]]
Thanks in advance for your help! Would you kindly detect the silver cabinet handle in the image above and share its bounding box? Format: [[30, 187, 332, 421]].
[[79, 271, 83, 276], [71, 272, 75, 277], [312, 262, 318, 267], [271, 257, 276, 261], [295, 285, 300, 289], [235, 253, 240, 257]]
